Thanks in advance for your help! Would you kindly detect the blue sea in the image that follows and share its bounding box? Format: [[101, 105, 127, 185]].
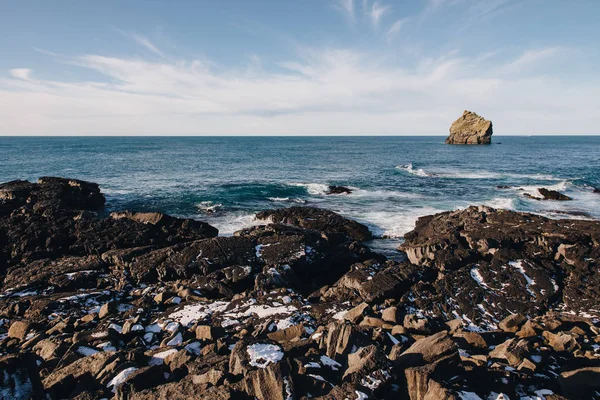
[[1, 136, 599, 256]]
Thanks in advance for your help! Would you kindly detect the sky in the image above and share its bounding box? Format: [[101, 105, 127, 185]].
[[1, 0, 599, 136]]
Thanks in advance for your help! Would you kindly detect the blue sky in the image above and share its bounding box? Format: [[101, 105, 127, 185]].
[[1, 0, 599, 135]]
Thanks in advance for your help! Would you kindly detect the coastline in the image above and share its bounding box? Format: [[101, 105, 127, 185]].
[[1, 177, 599, 399]]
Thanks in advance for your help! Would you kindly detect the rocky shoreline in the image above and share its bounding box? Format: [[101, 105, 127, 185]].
[[1, 177, 599, 399]]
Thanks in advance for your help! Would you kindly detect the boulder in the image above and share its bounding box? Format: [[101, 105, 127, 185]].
[[255, 206, 372, 241], [326, 186, 352, 195], [445, 110, 493, 145]]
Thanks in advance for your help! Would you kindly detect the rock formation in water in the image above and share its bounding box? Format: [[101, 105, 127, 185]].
[[446, 110, 493, 144], [523, 188, 573, 201], [1, 178, 600, 399]]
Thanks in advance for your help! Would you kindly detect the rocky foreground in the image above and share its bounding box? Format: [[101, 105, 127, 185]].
[[1, 178, 599, 400]]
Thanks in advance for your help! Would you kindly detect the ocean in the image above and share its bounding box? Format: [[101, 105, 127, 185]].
[[1, 136, 599, 256]]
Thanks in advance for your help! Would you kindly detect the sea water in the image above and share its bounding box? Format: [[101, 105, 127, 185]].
[[1, 136, 599, 256]]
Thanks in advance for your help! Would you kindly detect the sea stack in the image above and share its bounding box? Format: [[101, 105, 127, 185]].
[[445, 110, 493, 144]]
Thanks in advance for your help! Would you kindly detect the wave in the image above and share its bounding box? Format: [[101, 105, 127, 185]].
[[396, 163, 430, 177], [196, 201, 223, 214], [352, 207, 443, 239], [268, 197, 306, 204], [208, 212, 258, 236], [288, 182, 329, 195], [483, 197, 516, 210], [396, 164, 564, 181]]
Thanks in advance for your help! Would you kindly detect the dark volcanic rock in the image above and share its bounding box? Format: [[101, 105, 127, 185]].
[[326, 186, 352, 195], [400, 206, 600, 322], [255, 206, 372, 241], [524, 188, 573, 201], [0, 177, 105, 216], [1, 176, 600, 400]]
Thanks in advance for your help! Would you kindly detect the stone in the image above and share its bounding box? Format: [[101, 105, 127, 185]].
[[396, 331, 458, 368], [445, 110, 493, 145], [359, 317, 386, 328], [381, 306, 399, 323], [255, 206, 372, 241], [267, 324, 305, 343], [498, 314, 527, 333], [542, 331, 578, 352], [8, 320, 31, 340], [489, 338, 529, 367], [99, 301, 117, 319], [191, 369, 225, 386], [195, 325, 215, 341], [403, 314, 432, 334], [326, 185, 352, 195], [343, 302, 369, 323]]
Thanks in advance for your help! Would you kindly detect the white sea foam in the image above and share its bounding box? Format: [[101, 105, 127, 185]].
[[397, 164, 564, 181], [396, 163, 429, 177], [196, 201, 222, 213], [354, 207, 442, 238], [484, 197, 515, 210], [210, 212, 258, 236], [268, 197, 306, 204], [288, 182, 329, 195]]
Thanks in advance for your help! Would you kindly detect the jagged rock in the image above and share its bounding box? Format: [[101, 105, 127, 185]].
[[343, 302, 369, 323], [498, 314, 527, 333], [524, 188, 573, 201], [396, 331, 458, 368], [255, 206, 372, 241], [489, 338, 529, 366], [43, 351, 122, 398], [326, 186, 352, 195], [542, 331, 578, 352], [445, 110, 493, 145], [8, 320, 30, 340], [400, 206, 600, 320]]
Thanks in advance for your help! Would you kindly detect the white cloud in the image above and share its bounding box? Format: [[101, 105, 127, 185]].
[[387, 18, 409, 40], [0, 45, 598, 135], [131, 34, 165, 58], [9, 68, 32, 80], [368, 1, 391, 28]]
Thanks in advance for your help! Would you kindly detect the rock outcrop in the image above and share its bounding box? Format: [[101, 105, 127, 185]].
[[1, 178, 599, 400], [445, 110, 493, 144]]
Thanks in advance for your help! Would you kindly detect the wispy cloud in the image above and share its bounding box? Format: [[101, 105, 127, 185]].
[[114, 29, 165, 57], [334, 0, 355, 23], [367, 1, 391, 28], [387, 17, 409, 40], [130, 34, 165, 58], [1, 43, 595, 135]]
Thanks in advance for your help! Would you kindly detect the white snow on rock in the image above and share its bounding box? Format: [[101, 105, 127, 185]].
[[246, 343, 284, 368], [320, 355, 342, 371], [470, 267, 490, 290], [149, 349, 178, 366], [508, 260, 536, 297], [168, 301, 229, 327], [107, 367, 138, 392]]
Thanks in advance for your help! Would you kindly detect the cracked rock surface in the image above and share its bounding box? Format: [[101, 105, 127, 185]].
[[1, 178, 599, 399]]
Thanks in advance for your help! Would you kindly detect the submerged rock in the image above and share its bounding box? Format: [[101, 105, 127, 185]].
[[445, 110, 493, 145], [326, 186, 352, 195], [524, 188, 573, 201]]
